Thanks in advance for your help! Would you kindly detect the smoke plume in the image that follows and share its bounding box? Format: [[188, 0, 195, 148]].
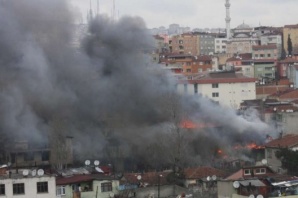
[[0, 0, 275, 171]]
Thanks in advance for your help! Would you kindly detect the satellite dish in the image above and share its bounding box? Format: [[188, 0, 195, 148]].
[[257, 195, 264, 198], [249, 195, 255, 198], [212, 175, 217, 181], [137, 175, 142, 180], [207, 176, 211, 181], [31, 170, 37, 177], [22, 169, 29, 176], [37, 169, 44, 176], [233, 181, 240, 188], [85, 160, 91, 166], [109, 192, 114, 198], [94, 160, 100, 166], [261, 159, 267, 165], [95, 167, 104, 173]]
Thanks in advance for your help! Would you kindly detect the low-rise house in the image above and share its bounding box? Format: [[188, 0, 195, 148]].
[[183, 166, 228, 198], [0, 168, 56, 198], [264, 134, 298, 173], [56, 174, 119, 198], [119, 171, 189, 198], [218, 165, 282, 198]]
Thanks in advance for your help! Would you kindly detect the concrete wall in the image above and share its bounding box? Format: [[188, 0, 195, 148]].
[[178, 81, 256, 109], [0, 175, 56, 198], [60, 180, 119, 198]]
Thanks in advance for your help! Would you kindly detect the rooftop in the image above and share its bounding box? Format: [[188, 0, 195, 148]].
[[265, 134, 298, 148], [184, 167, 227, 180]]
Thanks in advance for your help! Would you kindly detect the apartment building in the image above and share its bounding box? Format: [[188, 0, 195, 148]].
[[283, 24, 298, 55], [177, 70, 257, 109]]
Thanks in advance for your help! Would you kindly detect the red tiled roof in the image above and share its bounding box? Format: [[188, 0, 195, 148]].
[[279, 57, 298, 63], [252, 45, 277, 50], [226, 57, 241, 62], [265, 134, 298, 148], [269, 88, 298, 100], [56, 175, 94, 185], [184, 167, 227, 179]]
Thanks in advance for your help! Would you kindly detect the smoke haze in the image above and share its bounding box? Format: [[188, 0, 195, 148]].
[[0, 0, 275, 170]]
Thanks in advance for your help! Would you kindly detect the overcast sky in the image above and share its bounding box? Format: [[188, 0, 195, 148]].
[[70, 0, 297, 29]]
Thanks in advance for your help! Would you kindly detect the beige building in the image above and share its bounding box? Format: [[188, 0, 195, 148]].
[[0, 170, 56, 198], [169, 33, 200, 55], [283, 24, 298, 55], [177, 71, 257, 109]]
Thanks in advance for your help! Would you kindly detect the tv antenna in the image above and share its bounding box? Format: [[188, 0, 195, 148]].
[[31, 170, 37, 177], [94, 160, 100, 166], [233, 181, 240, 188], [212, 175, 217, 181], [137, 175, 142, 180], [22, 169, 29, 176], [85, 160, 91, 166], [261, 159, 267, 165], [37, 169, 44, 176]]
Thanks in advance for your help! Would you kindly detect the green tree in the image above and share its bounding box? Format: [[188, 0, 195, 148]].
[[288, 34, 293, 56], [275, 148, 298, 174]]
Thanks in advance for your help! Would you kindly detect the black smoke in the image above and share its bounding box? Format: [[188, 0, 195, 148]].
[[0, 0, 274, 171]]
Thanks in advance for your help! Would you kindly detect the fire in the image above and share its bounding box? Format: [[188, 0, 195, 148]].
[[180, 120, 217, 129], [233, 143, 264, 150]]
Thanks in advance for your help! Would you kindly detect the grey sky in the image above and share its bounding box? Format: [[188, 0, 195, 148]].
[[70, 0, 297, 29]]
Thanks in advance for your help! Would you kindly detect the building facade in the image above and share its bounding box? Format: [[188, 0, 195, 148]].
[[177, 71, 257, 109], [0, 171, 56, 198], [283, 24, 298, 55]]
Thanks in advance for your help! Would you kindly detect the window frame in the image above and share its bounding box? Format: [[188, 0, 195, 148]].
[[101, 182, 112, 192], [212, 83, 219, 88], [56, 186, 66, 196], [0, 184, 5, 195], [37, 182, 48, 194], [13, 183, 25, 195], [212, 92, 219, 97], [244, 169, 251, 175]]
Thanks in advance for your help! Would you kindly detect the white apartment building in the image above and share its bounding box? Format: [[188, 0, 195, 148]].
[[177, 71, 257, 109], [214, 38, 227, 54], [0, 171, 56, 198]]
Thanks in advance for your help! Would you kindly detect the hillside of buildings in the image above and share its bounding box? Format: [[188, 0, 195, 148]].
[[1, 0, 298, 198]]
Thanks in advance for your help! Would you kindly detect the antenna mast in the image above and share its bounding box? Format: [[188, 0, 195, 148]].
[[113, 0, 115, 21], [97, 0, 99, 16]]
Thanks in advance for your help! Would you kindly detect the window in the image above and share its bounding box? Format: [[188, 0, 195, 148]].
[[212, 92, 219, 97], [244, 169, 251, 175], [212, 83, 219, 88], [186, 69, 191, 73], [255, 168, 266, 174], [194, 84, 198, 94], [268, 54, 271, 57], [101, 182, 112, 192], [56, 186, 66, 196], [42, 151, 49, 161], [0, 184, 5, 195], [13, 183, 25, 195], [37, 182, 48, 193]]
